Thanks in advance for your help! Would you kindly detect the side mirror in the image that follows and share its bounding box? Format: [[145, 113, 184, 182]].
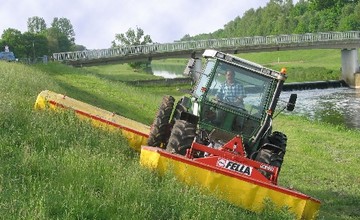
[[286, 93, 297, 111], [183, 58, 196, 76], [184, 58, 201, 82]]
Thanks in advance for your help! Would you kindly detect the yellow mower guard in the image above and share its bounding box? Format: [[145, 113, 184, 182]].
[[140, 146, 320, 220], [34, 90, 149, 151]]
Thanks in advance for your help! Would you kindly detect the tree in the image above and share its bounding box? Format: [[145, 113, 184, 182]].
[[57, 34, 73, 52], [112, 27, 153, 69], [27, 16, 47, 33], [46, 20, 74, 53], [46, 27, 64, 53], [0, 16, 79, 59], [73, 44, 87, 51], [112, 27, 152, 47], [51, 17, 75, 43], [21, 32, 48, 60], [1, 28, 23, 56], [310, 0, 338, 10], [338, 2, 360, 30], [180, 34, 192, 41]]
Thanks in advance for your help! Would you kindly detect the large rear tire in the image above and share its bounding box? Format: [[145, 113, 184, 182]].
[[255, 131, 287, 178], [166, 120, 196, 155], [147, 96, 175, 148]]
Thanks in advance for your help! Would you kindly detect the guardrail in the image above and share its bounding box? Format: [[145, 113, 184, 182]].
[[53, 31, 360, 62]]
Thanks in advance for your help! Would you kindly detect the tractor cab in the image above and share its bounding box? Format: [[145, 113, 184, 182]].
[[187, 50, 294, 155]]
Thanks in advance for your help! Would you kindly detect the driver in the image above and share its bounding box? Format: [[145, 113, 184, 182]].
[[216, 70, 246, 107]]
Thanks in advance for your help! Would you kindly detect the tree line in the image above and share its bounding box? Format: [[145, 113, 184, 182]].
[[0, 16, 85, 61], [180, 0, 360, 41]]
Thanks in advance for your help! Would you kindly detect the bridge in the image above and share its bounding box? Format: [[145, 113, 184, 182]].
[[53, 31, 360, 88]]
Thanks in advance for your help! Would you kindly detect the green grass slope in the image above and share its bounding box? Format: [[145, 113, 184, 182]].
[[1, 48, 359, 219]]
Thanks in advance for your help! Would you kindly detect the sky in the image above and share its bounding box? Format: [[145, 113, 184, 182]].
[[1, 0, 279, 50]]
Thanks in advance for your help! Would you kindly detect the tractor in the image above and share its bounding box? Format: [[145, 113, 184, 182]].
[[147, 49, 297, 181]]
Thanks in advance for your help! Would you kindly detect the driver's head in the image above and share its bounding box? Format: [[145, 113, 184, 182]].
[[226, 70, 235, 83]]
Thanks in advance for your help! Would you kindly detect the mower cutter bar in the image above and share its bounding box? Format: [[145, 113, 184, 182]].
[[140, 146, 321, 219], [34, 90, 150, 150]]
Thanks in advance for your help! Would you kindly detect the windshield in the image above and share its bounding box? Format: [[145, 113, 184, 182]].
[[198, 60, 275, 139], [207, 61, 273, 118]]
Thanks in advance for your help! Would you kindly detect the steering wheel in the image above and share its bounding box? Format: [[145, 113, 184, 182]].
[[224, 96, 234, 103], [213, 96, 247, 112]]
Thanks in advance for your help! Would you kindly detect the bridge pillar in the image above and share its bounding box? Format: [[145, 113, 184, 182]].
[[341, 48, 360, 88]]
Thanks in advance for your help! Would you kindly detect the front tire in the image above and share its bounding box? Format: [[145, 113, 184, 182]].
[[255, 131, 287, 178], [147, 96, 175, 148], [166, 120, 196, 155]]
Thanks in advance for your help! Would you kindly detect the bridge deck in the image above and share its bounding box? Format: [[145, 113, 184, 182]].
[[53, 31, 360, 67]]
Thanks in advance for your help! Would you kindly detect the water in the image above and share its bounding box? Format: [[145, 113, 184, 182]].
[[151, 68, 360, 130], [152, 70, 182, 79], [280, 88, 360, 130], [150, 63, 185, 79]]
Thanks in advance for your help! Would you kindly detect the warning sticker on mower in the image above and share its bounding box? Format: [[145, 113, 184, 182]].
[[216, 158, 252, 176]]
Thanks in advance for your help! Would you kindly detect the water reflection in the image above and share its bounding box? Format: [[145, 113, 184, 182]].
[[280, 88, 360, 130], [152, 70, 181, 79], [150, 63, 185, 79]]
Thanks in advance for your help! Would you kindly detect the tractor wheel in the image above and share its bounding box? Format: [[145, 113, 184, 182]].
[[166, 120, 196, 155], [255, 131, 287, 178], [147, 96, 175, 148], [171, 98, 187, 124]]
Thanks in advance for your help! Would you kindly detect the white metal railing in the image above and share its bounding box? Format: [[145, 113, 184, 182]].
[[52, 31, 360, 62]]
